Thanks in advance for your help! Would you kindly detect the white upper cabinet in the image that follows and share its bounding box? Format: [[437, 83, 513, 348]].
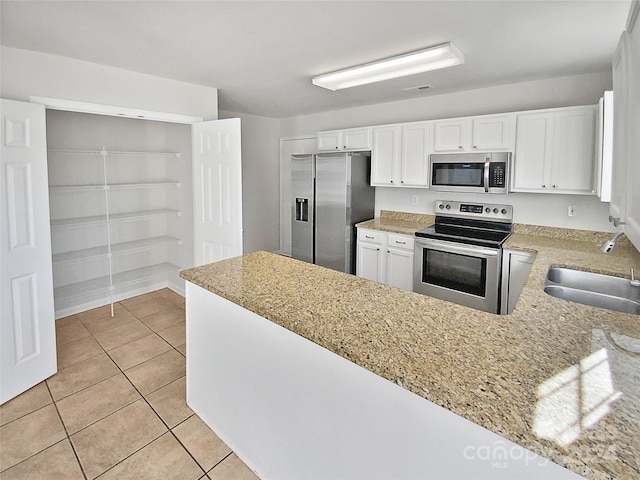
[[610, 7, 640, 250], [512, 106, 597, 195], [400, 122, 431, 187], [317, 127, 371, 151], [433, 114, 515, 152], [371, 122, 431, 187], [371, 126, 401, 186], [433, 119, 468, 152]]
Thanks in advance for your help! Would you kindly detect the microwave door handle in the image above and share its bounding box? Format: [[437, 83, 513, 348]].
[[484, 155, 491, 192]]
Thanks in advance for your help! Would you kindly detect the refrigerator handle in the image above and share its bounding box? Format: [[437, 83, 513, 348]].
[[295, 198, 309, 222]]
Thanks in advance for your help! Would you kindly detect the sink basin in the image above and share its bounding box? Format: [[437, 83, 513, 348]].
[[544, 267, 640, 315]]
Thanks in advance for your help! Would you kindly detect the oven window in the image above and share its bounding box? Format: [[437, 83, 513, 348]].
[[422, 249, 486, 297], [432, 163, 484, 187]]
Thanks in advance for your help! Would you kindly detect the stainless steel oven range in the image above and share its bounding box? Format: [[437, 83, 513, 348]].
[[413, 200, 513, 313]]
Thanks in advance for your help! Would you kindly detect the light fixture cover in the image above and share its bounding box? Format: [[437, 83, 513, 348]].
[[312, 43, 464, 91]]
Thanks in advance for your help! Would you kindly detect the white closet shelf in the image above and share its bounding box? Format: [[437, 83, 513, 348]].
[[48, 148, 180, 158], [54, 262, 180, 301], [53, 236, 181, 265], [49, 182, 181, 192], [51, 209, 182, 228]]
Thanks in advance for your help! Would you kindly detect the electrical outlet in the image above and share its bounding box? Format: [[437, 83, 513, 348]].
[[568, 205, 577, 217], [411, 195, 419, 206]]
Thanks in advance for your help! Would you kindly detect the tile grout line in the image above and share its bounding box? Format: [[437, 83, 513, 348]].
[[82, 295, 209, 479], [45, 380, 89, 480], [2, 291, 192, 479]]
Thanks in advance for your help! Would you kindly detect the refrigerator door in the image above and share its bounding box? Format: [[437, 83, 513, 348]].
[[291, 154, 314, 264], [315, 153, 349, 272]]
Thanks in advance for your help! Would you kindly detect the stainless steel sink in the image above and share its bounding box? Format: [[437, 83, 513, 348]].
[[544, 267, 640, 315]]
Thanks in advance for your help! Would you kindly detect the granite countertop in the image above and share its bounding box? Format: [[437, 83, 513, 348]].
[[181, 220, 640, 480], [355, 209, 434, 234]]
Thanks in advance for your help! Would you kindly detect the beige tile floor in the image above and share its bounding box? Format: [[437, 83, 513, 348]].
[[0, 288, 259, 480]]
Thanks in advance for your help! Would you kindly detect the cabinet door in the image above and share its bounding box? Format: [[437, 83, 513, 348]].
[[356, 241, 383, 282], [610, 32, 631, 224], [386, 247, 414, 291], [400, 123, 430, 187], [371, 126, 399, 186], [512, 113, 553, 192], [471, 115, 514, 151], [550, 107, 596, 194], [317, 131, 341, 151], [1, 99, 56, 404], [500, 250, 535, 314], [192, 119, 243, 266], [343, 128, 371, 150], [433, 119, 467, 152]]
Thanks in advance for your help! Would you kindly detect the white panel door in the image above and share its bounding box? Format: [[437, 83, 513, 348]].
[[610, 32, 630, 225], [1, 99, 56, 404], [192, 118, 243, 266], [625, 11, 640, 250]]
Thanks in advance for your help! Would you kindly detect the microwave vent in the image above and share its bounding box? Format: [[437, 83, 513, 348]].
[[402, 84, 431, 92]]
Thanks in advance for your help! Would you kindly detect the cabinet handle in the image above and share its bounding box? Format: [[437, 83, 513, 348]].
[[377, 248, 380, 251], [552, 185, 558, 188], [542, 184, 547, 188], [365, 235, 374, 239], [400, 180, 404, 183], [395, 241, 406, 245], [458, 145, 463, 149], [473, 145, 477, 149], [390, 180, 394, 183]]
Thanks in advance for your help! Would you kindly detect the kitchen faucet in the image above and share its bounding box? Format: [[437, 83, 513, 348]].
[[600, 231, 625, 253]]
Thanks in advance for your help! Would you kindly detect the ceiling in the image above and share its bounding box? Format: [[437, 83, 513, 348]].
[[0, 1, 631, 119]]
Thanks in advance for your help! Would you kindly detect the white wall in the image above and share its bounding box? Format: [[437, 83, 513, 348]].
[[0, 46, 218, 120], [278, 72, 615, 233], [376, 189, 612, 232], [219, 110, 281, 254], [278, 72, 611, 135]]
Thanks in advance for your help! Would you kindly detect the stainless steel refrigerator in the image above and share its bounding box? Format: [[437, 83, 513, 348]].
[[291, 152, 375, 274]]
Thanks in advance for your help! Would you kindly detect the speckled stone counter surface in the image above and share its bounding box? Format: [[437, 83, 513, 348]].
[[355, 209, 434, 234], [181, 230, 640, 479]]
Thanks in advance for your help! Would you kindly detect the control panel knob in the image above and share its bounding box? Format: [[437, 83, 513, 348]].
[[439, 204, 445, 210], [493, 208, 499, 214], [445, 204, 451, 210], [485, 207, 491, 213], [501, 208, 507, 215]]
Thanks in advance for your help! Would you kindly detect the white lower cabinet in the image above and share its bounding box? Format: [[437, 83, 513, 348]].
[[500, 249, 536, 314], [356, 228, 414, 291]]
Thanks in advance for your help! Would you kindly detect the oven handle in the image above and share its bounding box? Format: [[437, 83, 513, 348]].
[[484, 155, 491, 193], [415, 237, 499, 258]]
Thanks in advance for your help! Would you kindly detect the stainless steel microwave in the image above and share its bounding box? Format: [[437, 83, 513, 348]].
[[429, 152, 511, 194]]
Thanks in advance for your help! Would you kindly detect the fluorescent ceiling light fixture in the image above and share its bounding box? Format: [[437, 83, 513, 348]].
[[312, 43, 464, 91]]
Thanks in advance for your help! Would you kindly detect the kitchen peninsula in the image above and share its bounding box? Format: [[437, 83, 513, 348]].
[[180, 232, 640, 479]]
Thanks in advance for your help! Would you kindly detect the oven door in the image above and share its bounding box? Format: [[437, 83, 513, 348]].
[[413, 237, 501, 313]]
